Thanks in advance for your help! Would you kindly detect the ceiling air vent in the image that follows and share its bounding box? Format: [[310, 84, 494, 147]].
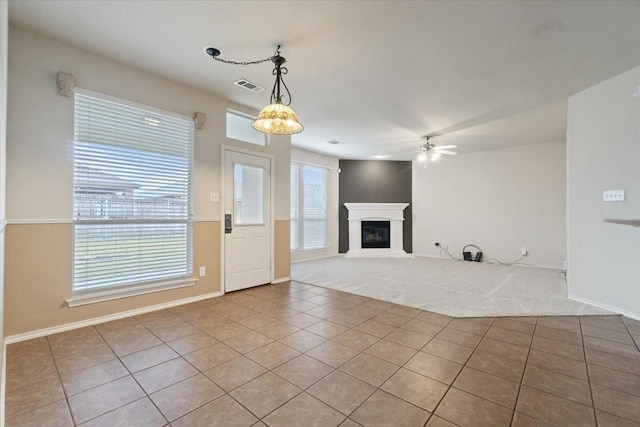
[[234, 78, 264, 93]]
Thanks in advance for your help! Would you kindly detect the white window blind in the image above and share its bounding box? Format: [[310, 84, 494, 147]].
[[290, 162, 327, 251], [290, 164, 300, 251], [73, 91, 194, 293], [303, 166, 327, 249]]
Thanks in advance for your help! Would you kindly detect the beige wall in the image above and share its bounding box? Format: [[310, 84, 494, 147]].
[[5, 27, 291, 336], [274, 220, 291, 280], [4, 221, 220, 336]]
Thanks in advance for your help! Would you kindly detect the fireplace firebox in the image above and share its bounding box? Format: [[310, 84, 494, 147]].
[[361, 221, 391, 249]]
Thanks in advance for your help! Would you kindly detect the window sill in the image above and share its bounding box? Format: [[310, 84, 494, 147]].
[[66, 277, 197, 307]]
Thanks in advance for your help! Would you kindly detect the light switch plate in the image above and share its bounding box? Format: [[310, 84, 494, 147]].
[[603, 190, 625, 202]]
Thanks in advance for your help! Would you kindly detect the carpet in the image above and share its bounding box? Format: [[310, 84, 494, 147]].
[[291, 256, 612, 317]]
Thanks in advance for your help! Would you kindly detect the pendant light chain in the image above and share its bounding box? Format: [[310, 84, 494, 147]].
[[211, 57, 273, 66], [206, 45, 281, 66], [205, 44, 303, 135], [207, 45, 293, 105]]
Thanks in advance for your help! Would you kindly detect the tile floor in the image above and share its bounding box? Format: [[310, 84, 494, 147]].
[[5, 281, 640, 426]]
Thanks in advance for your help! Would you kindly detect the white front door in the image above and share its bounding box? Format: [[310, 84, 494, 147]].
[[224, 149, 271, 292]]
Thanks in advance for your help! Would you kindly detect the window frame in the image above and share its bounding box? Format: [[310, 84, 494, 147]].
[[290, 161, 329, 252], [226, 109, 268, 147], [67, 88, 196, 307]]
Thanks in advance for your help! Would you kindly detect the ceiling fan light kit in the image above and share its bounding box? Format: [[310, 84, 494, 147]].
[[416, 136, 458, 166], [206, 45, 303, 135]]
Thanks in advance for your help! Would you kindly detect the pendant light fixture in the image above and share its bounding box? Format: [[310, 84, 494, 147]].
[[206, 45, 303, 135]]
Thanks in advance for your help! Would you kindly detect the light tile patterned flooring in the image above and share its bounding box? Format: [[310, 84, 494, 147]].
[[5, 281, 640, 426]]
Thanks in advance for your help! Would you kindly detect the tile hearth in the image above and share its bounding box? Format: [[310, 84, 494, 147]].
[[5, 281, 640, 426]]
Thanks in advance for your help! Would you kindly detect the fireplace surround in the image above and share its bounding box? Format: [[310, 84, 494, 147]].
[[344, 203, 412, 258]]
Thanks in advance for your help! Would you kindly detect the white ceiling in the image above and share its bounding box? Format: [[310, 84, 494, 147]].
[[8, 1, 640, 159]]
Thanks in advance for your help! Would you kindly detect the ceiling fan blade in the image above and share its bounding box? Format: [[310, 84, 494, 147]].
[[435, 145, 457, 150], [434, 149, 457, 156]]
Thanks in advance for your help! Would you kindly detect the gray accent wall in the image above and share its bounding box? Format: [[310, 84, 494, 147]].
[[339, 160, 412, 253]]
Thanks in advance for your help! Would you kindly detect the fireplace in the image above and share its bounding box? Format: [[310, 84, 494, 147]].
[[362, 221, 390, 249], [344, 203, 412, 258]]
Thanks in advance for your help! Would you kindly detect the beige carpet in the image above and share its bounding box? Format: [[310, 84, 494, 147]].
[[291, 256, 612, 317]]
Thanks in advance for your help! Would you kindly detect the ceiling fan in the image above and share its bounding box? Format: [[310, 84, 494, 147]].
[[417, 136, 458, 163]]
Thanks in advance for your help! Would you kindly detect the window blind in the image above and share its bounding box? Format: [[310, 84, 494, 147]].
[[73, 91, 194, 293], [302, 165, 327, 249], [290, 162, 327, 251], [290, 163, 300, 251]]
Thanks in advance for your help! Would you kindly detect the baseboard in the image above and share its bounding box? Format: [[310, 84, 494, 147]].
[[4, 291, 222, 344], [568, 295, 640, 321], [412, 253, 442, 259], [413, 253, 563, 270], [271, 277, 291, 284]]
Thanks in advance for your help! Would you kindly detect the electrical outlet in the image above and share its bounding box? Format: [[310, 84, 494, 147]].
[[521, 247, 527, 256], [199, 266, 206, 277], [603, 190, 625, 202], [209, 192, 219, 202]]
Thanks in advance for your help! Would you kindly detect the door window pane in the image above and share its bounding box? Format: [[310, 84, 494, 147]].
[[234, 163, 264, 225]]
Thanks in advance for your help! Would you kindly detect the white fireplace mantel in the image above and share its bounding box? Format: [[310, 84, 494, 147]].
[[344, 203, 413, 258]]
